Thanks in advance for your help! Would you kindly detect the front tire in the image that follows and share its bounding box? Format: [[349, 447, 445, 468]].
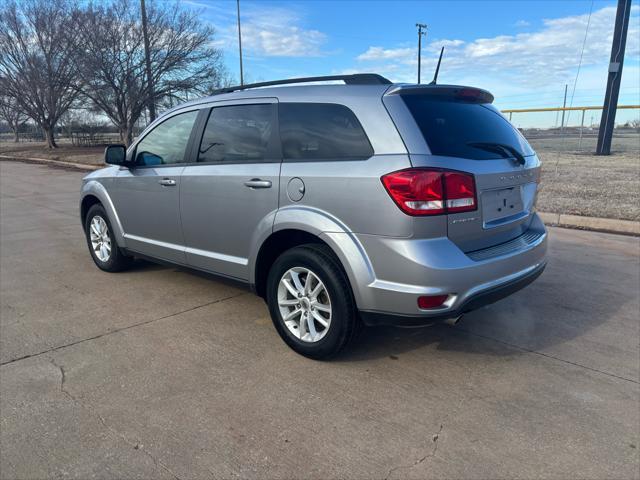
[[85, 204, 131, 272], [266, 244, 359, 359]]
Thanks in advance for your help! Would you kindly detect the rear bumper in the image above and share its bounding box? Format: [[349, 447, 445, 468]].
[[331, 212, 547, 323], [359, 260, 546, 326]]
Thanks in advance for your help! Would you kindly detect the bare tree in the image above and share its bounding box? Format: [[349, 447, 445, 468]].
[[0, 0, 80, 148], [74, 0, 225, 146], [0, 94, 28, 142]]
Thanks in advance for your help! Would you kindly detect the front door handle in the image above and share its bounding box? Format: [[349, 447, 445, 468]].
[[244, 179, 272, 189], [159, 178, 176, 187]]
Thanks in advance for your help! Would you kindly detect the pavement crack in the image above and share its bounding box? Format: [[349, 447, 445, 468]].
[[1, 292, 249, 367], [456, 327, 639, 385], [382, 388, 470, 479], [50, 358, 75, 401], [48, 358, 182, 480], [384, 424, 444, 480], [95, 413, 182, 480]]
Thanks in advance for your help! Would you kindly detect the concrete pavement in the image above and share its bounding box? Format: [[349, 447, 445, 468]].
[[1, 161, 638, 479]]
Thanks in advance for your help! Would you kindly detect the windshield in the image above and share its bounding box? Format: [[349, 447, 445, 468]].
[[401, 96, 535, 160]]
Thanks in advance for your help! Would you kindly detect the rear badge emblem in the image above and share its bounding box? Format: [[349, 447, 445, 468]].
[[451, 216, 479, 224], [500, 172, 534, 182]]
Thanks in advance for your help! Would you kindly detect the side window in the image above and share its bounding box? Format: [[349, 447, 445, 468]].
[[279, 103, 373, 161], [198, 104, 275, 163], [135, 110, 198, 166]]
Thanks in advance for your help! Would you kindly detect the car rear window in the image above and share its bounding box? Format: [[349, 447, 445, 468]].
[[401, 96, 534, 160], [279, 103, 373, 161]]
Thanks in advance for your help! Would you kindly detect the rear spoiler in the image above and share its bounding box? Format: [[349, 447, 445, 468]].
[[384, 84, 494, 104]]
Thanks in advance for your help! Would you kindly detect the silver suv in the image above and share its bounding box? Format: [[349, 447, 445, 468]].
[[80, 74, 547, 359]]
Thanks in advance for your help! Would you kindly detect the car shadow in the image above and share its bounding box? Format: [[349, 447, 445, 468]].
[[124, 258, 168, 272], [337, 245, 631, 362], [125, 257, 251, 292], [122, 234, 633, 364]]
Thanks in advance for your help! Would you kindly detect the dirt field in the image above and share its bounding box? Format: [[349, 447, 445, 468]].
[[0, 140, 104, 165], [531, 134, 640, 221], [1, 133, 638, 221]]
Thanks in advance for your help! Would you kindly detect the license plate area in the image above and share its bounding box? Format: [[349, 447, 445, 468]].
[[482, 186, 525, 226]]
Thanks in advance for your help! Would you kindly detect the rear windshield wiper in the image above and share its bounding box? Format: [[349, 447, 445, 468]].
[[467, 142, 526, 165]]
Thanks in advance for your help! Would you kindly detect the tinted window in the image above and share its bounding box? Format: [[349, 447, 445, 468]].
[[198, 104, 275, 163], [135, 111, 198, 166], [402, 96, 535, 160], [279, 103, 373, 161]]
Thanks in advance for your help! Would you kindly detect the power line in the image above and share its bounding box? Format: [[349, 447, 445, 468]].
[[565, 0, 595, 128], [554, 0, 594, 172]]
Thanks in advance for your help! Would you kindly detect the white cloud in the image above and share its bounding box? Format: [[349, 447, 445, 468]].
[[215, 6, 327, 57], [355, 5, 640, 93], [358, 46, 414, 61], [357, 40, 464, 64], [243, 25, 325, 57], [514, 20, 530, 27]]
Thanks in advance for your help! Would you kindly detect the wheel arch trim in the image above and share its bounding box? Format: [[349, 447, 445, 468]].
[[80, 181, 126, 248], [249, 206, 376, 307]]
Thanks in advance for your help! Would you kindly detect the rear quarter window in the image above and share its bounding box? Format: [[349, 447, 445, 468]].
[[402, 96, 534, 160], [279, 103, 373, 161]]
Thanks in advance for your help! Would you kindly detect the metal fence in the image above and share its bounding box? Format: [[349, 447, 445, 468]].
[[502, 105, 640, 153], [69, 132, 121, 147]]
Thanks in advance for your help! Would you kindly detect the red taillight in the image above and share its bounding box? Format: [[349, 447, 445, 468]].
[[381, 169, 476, 216], [418, 295, 449, 309], [444, 172, 477, 213], [380, 169, 445, 215]]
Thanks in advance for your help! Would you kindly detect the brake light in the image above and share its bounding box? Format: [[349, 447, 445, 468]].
[[381, 169, 476, 216], [456, 87, 494, 103]]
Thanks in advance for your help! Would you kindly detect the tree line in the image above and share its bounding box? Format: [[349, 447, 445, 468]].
[[0, 0, 228, 148]]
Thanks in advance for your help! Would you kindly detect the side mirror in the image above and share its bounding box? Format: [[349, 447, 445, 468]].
[[104, 144, 127, 165]]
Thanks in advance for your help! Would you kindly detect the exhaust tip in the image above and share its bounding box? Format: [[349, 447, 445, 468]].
[[444, 315, 463, 326]]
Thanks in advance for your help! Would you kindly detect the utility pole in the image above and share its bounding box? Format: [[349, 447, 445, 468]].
[[560, 84, 568, 133], [579, 109, 586, 149], [237, 0, 244, 85], [416, 23, 427, 84], [140, 0, 156, 122], [596, 0, 632, 155]]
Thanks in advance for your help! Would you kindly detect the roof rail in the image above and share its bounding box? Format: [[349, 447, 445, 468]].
[[212, 73, 392, 94]]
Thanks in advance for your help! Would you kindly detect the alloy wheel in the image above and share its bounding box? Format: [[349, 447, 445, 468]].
[[89, 215, 112, 262], [277, 267, 332, 343]]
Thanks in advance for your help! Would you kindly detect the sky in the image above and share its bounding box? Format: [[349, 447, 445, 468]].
[[185, 0, 640, 127]]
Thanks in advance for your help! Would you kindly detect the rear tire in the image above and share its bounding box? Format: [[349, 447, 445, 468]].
[[85, 204, 131, 272], [266, 244, 359, 359]]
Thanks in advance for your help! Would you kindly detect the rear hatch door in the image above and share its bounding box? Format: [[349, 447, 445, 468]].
[[397, 87, 541, 252], [410, 153, 540, 252]]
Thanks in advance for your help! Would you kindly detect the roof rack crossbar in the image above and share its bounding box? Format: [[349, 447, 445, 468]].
[[212, 74, 392, 94]]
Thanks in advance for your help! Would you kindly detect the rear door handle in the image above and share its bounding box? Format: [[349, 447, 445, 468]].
[[159, 178, 176, 186], [244, 179, 272, 189]]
